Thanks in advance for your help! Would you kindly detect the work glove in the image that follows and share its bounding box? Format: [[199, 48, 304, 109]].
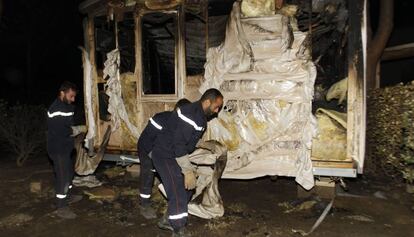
[[176, 154, 197, 190], [71, 125, 87, 137], [183, 170, 197, 190]]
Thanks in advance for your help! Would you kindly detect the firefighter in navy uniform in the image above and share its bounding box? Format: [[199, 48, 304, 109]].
[[47, 81, 83, 219], [138, 98, 191, 219], [152, 88, 223, 237]]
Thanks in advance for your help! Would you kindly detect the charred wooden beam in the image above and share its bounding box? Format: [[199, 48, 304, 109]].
[[347, 0, 366, 173], [382, 43, 414, 61]]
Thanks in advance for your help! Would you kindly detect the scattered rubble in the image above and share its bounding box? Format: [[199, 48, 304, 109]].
[[344, 215, 375, 223], [119, 187, 139, 197], [103, 167, 125, 179], [84, 186, 118, 202], [29, 181, 42, 195], [373, 191, 387, 200], [0, 213, 33, 228], [278, 200, 318, 213], [73, 175, 103, 188], [126, 165, 140, 178], [406, 184, 414, 194]]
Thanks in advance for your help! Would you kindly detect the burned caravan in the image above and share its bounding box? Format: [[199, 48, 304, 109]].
[[77, 0, 366, 191]]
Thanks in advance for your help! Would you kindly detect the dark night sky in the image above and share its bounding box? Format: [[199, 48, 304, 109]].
[[0, 0, 85, 106], [0, 0, 413, 106]]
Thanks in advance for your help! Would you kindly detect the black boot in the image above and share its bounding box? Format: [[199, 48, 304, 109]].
[[172, 227, 191, 237], [68, 194, 83, 205], [139, 204, 157, 219], [158, 213, 174, 231]]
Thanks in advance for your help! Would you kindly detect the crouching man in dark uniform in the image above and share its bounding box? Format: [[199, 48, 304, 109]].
[[47, 81, 83, 219], [152, 89, 223, 237], [138, 98, 191, 219]]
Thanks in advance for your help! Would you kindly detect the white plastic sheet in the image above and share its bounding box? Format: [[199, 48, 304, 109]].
[[80, 48, 96, 147], [201, 2, 317, 190], [104, 49, 140, 139]]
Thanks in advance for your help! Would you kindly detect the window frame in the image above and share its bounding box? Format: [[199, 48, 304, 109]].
[[136, 7, 186, 102]]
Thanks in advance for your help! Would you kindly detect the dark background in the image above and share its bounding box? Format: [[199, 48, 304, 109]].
[[0, 0, 84, 106], [0, 0, 413, 106]]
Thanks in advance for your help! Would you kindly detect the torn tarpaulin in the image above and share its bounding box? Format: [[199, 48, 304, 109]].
[[201, 1, 317, 190]]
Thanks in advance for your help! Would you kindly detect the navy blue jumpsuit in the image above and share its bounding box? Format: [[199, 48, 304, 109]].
[[152, 101, 206, 231], [137, 111, 171, 204], [46, 98, 75, 208]]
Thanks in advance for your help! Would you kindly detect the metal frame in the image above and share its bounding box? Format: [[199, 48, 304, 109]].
[[313, 167, 357, 178]]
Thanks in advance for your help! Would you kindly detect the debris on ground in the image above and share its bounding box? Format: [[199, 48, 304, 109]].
[[119, 187, 139, 197], [0, 213, 33, 228], [278, 200, 318, 213], [242, 225, 274, 237], [103, 167, 125, 179], [373, 191, 387, 200], [292, 199, 334, 236], [227, 202, 248, 214], [126, 165, 140, 178], [73, 175, 103, 188], [343, 215, 375, 223], [205, 218, 232, 231], [406, 184, 414, 194], [29, 181, 42, 194], [84, 186, 118, 202], [205, 216, 237, 231]]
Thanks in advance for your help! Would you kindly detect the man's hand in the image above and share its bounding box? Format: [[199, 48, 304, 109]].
[[183, 170, 197, 190], [176, 155, 197, 190]]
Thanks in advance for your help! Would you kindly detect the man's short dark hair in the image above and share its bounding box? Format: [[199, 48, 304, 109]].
[[200, 88, 223, 102], [174, 98, 191, 110], [59, 81, 77, 93]]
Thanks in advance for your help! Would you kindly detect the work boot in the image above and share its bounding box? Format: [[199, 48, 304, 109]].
[[172, 227, 192, 237], [54, 207, 77, 219], [158, 213, 174, 231], [68, 194, 83, 205], [140, 204, 157, 219]]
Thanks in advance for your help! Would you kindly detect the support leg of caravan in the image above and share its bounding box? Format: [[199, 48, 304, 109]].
[[297, 177, 336, 199]]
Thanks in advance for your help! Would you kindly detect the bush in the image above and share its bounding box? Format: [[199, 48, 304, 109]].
[[0, 100, 47, 166], [367, 81, 414, 184]]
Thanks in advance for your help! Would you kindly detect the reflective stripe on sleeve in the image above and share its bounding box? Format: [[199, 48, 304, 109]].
[[48, 111, 74, 118], [177, 109, 203, 131], [150, 118, 163, 130]]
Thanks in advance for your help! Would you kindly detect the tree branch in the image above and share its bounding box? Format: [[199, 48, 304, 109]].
[[367, 0, 394, 89], [369, 0, 394, 61]]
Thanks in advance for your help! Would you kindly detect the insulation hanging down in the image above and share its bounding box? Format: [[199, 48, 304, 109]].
[[201, 1, 317, 190]]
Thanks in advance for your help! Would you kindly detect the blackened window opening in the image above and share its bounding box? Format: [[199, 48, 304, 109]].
[[142, 13, 177, 95], [118, 12, 136, 74]]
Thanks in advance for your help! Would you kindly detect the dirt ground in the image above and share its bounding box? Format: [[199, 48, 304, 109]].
[[0, 155, 413, 237]]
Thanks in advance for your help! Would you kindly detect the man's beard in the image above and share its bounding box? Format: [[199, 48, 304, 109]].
[[204, 107, 217, 121]]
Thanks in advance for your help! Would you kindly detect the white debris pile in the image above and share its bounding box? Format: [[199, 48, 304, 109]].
[[201, 1, 317, 190]]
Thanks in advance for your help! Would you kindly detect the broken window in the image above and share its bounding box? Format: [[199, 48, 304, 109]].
[[185, 11, 207, 76], [118, 12, 136, 74], [97, 83, 111, 121], [94, 16, 115, 76], [184, 2, 230, 76], [141, 12, 177, 95]]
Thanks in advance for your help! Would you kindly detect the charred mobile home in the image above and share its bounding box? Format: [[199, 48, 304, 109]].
[[77, 0, 366, 191]]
